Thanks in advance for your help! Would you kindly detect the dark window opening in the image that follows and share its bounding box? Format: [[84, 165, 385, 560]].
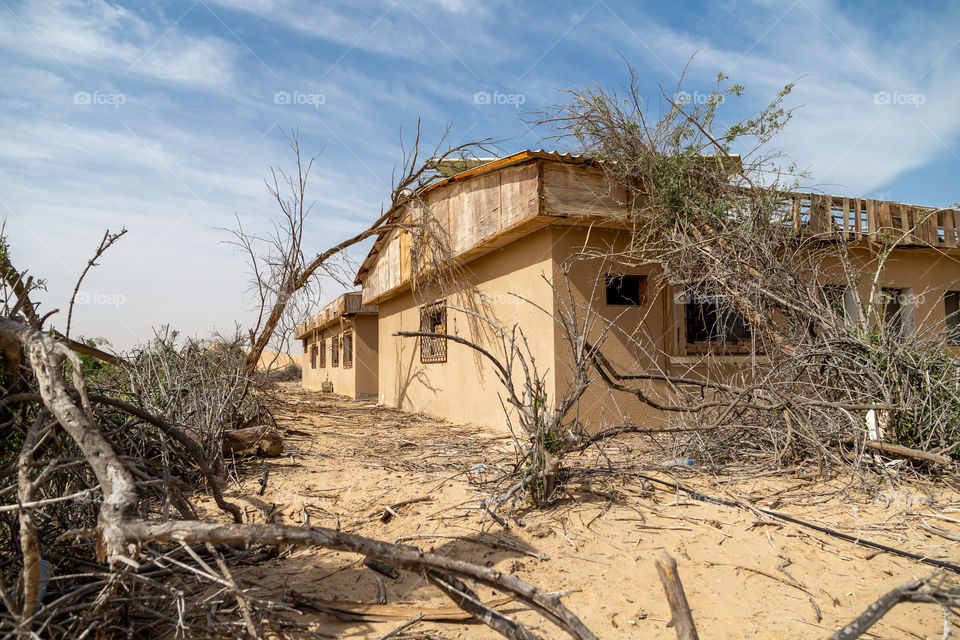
[[318, 338, 326, 368], [946, 291, 960, 346], [685, 294, 753, 353], [605, 274, 647, 306], [822, 285, 848, 319], [343, 331, 353, 368], [420, 302, 447, 364], [880, 288, 906, 335], [310, 345, 317, 369], [331, 336, 340, 367]]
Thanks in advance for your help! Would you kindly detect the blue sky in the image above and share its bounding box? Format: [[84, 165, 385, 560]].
[[1, 0, 958, 349]]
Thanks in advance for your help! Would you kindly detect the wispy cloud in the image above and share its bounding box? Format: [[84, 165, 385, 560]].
[[0, 1, 237, 88], [1, 0, 957, 348]]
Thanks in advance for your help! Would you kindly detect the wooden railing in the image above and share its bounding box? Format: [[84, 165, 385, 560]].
[[789, 193, 960, 247], [293, 292, 377, 339]]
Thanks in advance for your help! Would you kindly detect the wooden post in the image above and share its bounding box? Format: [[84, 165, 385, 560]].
[[655, 551, 699, 640]]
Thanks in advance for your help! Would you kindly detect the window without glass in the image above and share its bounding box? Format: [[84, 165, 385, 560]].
[[605, 274, 647, 306], [945, 291, 960, 346], [880, 288, 913, 336], [343, 331, 353, 368], [420, 302, 447, 364], [318, 338, 326, 367], [684, 293, 753, 354], [331, 335, 340, 367], [821, 285, 860, 326], [310, 345, 317, 369]]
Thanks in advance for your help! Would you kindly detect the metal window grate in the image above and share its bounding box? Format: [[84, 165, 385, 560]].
[[318, 338, 326, 367], [946, 291, 960, 346], [420, 302, 447, 364], [343, 331, 353, 368], [331, 336, 340, 367]]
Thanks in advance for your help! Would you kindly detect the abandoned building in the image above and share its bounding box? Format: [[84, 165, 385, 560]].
[[298, 150, 960, 432], [295, 292, 378, 400]]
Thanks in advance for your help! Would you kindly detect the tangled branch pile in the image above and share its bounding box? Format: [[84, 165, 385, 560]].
[[535, 64, 960, 474]]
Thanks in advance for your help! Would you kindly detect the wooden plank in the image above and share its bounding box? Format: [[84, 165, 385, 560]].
[[944, 209, 958, 247], [841, 197, 850, 235], [425, 187, 450, 262], [908, 206, 922, 244], [865, 199, 877, 238], [445, 180, 471, 255], [376, 241, 390, 298], [896, 203, 912, 244], [499, 162, 539, 229], [807, 195, 822, 233], [399, 228, 411, 282], [919, 207, 936, 245], [853, 198, 863, 241], [466, 171, 502, 248], [540, 162, 628, 217], [877, 201, 893, 241]]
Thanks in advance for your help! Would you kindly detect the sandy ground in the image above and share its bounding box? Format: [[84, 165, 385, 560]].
[[218, 383, 960, 639]]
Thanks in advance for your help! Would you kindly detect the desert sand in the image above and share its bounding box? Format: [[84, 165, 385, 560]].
[[216, 383, 959, 639]]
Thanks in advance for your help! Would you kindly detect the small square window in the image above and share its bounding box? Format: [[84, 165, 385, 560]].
[[605, 274, 646, 306], [331, 335, 340, 367], [343, 331, 353, 368], [420, 302, 447, 364], [945, 291, 960, 346]]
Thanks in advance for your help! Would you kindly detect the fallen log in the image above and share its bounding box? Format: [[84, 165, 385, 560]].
[[288, 591, 513, 621], [223, 426, 284, 457], [841, 437, 952, 466], [655, 551, 699, 640]]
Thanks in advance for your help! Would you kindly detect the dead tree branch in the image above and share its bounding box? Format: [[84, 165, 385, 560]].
[[65, 227, 127, 339], [828, 574, 960, 640]]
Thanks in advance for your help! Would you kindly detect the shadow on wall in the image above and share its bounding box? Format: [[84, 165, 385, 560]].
[[393, 334, 438, 412]]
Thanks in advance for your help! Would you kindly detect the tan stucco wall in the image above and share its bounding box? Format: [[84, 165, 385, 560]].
[[547, 226, 674, 430], [302, 313, 379, 399], [377, 227, 557, 429], [376, 229, 960, 433], [841, 247, 960, 337]]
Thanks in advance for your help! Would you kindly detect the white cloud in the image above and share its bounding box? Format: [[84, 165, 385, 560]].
[[568, 1, 960, 196], [0, 1, 237, 88]]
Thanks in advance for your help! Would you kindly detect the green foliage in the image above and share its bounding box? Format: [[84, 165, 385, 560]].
[[74, 336, 117, 380], [849, 331, 960, 455]]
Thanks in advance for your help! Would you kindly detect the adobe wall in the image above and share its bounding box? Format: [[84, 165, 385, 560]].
[[377, 226, 556, 430], [302, 314, 378, 400]]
